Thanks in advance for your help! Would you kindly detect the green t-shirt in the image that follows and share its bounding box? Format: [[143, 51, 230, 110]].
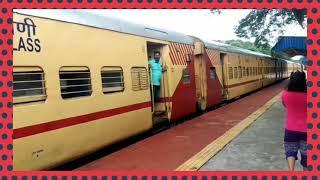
[[148, 59, 163, 86]]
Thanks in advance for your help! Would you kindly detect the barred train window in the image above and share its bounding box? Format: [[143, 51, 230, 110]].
[[228, 67, 233, 79], [13, 67, 46, 104], [209, 67, 216, 80], [182, 69, 191, 84], [101, 67, 124, 93], [238, 66, 242, 78], [131, 67, 149, 91], [59, 67, 92, 99], [243, 67, 246, 77], [234, 67, 238, 79]]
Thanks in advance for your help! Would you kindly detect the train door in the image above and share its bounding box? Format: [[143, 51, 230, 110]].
[[220, 53, 227, 99], [261, 59, 265, 86], [146, 42, 170, 125], [193, 42, 207, 111]]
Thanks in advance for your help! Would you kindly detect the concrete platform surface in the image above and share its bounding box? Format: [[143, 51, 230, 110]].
[[200, 101, 303, 171]]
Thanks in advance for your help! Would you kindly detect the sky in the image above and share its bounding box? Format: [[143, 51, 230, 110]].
[[87, 9, 307, 46]]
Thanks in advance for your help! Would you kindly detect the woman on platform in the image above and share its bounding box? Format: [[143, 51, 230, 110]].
[[282, 71, 307, 171]]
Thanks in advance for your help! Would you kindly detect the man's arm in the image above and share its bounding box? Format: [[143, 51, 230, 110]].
[[148, 61, 151, 69]]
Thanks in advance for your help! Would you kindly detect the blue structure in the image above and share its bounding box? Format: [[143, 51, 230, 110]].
[[271, 36, 306, 57], [271, 36, 307, 65]]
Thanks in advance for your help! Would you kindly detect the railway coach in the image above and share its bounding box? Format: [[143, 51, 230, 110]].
[[13, 9, 301, 170], [13, 9, 197, 170]]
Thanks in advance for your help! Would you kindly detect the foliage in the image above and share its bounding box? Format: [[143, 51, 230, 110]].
[[224, 39, 272, 55], [211, 9, 306, 48]]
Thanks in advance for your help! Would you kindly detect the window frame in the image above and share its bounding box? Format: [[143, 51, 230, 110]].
[[131, 67, 149, 91], [59, 66, 93, 100], [182, 68, 191, 84], [228, 67, 233, 79], [101, 66, 125, 94], [209, 67, 217, 80], [13, 66, 47, 105]]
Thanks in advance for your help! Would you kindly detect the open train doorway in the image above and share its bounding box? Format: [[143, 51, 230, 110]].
[[146, 42, 169, 125]]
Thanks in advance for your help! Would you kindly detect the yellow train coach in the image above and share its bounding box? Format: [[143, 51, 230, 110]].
[[13, 9, 198, 170], [13, 10, 301, 170]]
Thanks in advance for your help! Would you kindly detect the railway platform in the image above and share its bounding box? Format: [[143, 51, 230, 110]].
[[199, 99, 303, 171], [75, 80, 289, 171]]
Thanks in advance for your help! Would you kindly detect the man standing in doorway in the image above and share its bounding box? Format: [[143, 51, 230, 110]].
[[148, 51, 166, 102]]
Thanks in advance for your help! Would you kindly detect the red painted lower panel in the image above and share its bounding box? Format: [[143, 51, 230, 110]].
[[205, 53, 223, 108], [170, 62, 197, 120], [14, 101, 151, 139]]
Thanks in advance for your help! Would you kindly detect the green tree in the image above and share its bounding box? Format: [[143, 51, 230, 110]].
[[224, 39, 272, 55], [212, 9, 306, 48]]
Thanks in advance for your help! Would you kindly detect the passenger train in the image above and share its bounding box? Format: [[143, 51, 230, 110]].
[[13, 10, 303, 170]]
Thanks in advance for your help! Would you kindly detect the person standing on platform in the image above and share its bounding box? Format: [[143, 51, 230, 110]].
[[281, 71, 307, 171]]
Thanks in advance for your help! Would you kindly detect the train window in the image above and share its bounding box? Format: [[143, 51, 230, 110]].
[[101, 67, 124, 93], [234, 67, 238, 79], [238, 66, 242, 78], [131, 67, 149, 91], [209, 67, 216, 80], [246, 68, 249, 76], [259, 67, 262, 75], [13, 67, 46, 104], [182, 69, 191, 84], [228, 67, 233, 79], [242, 67, 246, 77], [59, 67, 92, 99]]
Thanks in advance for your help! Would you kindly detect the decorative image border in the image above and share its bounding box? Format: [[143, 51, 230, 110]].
[[0, 0, 319, 177]]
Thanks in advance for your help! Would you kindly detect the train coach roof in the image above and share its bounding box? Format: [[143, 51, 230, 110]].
[[204, 41, 272, 59], [13, 9, 194, 45]]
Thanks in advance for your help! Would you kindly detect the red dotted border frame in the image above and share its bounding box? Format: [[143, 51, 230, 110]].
[[0, 0, 319, 177]]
